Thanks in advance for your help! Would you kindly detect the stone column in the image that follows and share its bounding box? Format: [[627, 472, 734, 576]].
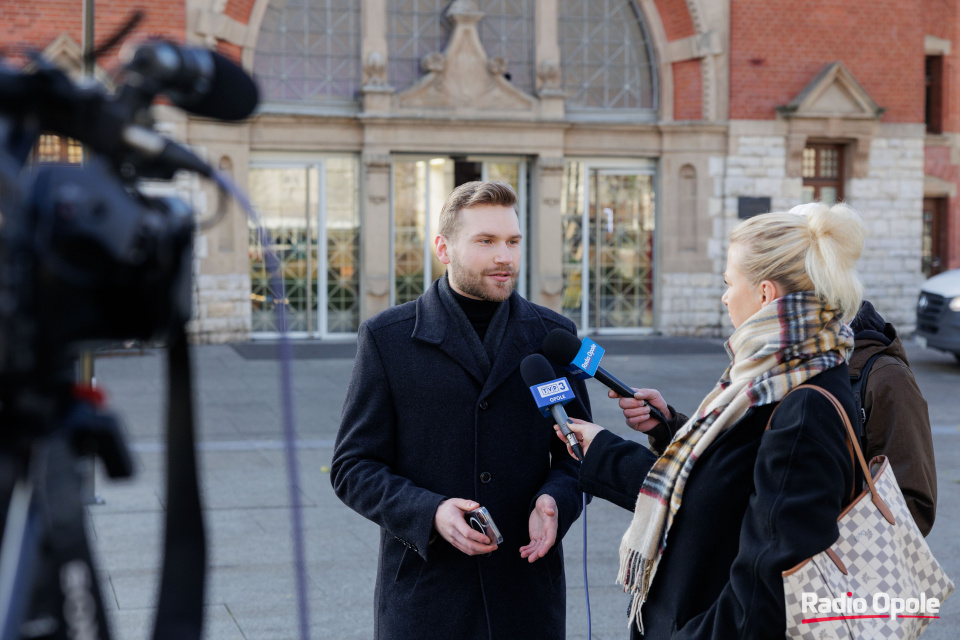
[[535, 0, 564, 119], [532, 156, 565, 311], [361, 151, 393, 319], [361, 0, 393, 112]]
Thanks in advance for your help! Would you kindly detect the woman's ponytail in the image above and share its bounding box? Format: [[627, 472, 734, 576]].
[[729, 202, 865, 322]]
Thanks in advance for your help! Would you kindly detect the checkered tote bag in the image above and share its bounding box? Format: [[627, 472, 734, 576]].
[[780, 385, 954, 640]]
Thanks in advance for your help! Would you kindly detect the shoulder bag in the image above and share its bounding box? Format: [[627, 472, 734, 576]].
[[776, 385, 954, 640]]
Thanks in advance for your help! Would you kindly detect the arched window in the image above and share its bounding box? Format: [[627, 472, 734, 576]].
[[388, 0, 536, 93], [253, 0, 362, 104], [559, 0, 656, 112]]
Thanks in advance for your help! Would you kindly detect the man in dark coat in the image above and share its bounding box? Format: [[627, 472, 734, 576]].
[[849, 300, 937, 534], [331, 180, 591, 640]]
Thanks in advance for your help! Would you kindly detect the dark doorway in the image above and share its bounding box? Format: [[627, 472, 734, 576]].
[[453, 159, 482, 186]]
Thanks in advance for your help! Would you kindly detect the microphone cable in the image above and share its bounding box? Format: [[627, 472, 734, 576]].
[[582, 491, 592, 640], [213, 170, 311, 640]]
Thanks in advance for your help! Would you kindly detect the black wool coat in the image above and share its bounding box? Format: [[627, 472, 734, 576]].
[[579, 365, 857, 640], [331, 280, 592, 640]]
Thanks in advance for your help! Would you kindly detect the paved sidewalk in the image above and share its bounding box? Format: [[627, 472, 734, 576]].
[[85, 337, 960, 639]]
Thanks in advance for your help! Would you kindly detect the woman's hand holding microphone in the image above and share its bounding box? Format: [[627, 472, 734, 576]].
[[553, 388, 673, 460]]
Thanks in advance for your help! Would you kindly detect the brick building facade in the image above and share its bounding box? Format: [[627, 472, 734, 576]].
[[5, 0, 958, 341]]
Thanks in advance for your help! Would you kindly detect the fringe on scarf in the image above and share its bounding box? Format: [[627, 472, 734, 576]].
[[617, 546, 655, 632]]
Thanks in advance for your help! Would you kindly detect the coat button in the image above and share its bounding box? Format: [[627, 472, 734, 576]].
[[479, 400, 489, 410], [480, 472, 492, 483]]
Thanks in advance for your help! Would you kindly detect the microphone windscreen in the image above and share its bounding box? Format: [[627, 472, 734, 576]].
[[185, 50, 259, 121], [520, 353, 559, 388], [542, 328, 583, 365]]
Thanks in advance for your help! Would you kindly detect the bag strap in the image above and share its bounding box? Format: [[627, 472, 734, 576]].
[[850, 351, 886, 434], [764, 384, 895, 525]]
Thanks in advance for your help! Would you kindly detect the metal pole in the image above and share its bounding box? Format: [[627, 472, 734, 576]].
[[80, 0, 103, 505]]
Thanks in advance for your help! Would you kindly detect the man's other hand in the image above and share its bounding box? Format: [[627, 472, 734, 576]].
[[520, 494, 558, 563], [433, 498, 499, 556]]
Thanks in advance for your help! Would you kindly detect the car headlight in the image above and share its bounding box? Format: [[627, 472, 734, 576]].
[[950, 296, 960, 312]]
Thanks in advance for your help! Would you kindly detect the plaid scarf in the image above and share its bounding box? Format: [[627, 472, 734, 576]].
[[617, 291, 854, 633]]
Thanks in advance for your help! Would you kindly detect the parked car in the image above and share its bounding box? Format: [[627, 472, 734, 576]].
[[916, 268, 960, 362]]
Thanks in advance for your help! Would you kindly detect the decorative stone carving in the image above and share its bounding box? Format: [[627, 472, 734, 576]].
[[488, 57, 508, 76], [395, 0, 535, 112], [37, 34, 115, 89], [538, 157, 566, 175], [685, 0, 706, 34], [448, 0, 483, 21], [536, 59, 562, 95], [363, 51, 388, 88], [421, 52, 446, 74], [363, 153, 392, 173]]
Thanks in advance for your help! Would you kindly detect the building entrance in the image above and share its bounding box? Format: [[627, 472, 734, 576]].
[[248, 158, 361, 338], [561, 161, 657, 333]]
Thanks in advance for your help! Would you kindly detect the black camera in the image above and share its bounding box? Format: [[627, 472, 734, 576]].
[[1, 157, 194, 382], [0, 32, 259, 640]]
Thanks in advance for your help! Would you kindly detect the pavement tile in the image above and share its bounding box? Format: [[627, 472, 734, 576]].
[[106, 603, 244, 640]]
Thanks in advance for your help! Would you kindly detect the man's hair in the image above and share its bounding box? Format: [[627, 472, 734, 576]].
[[438, 180, 518, 240]]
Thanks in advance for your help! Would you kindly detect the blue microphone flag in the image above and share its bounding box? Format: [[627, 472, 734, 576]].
[[564, 337, 604, 380], [528, 377, 575, 417]]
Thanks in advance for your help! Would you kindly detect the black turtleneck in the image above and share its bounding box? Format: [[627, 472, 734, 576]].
[[449, 286, 501, 341]]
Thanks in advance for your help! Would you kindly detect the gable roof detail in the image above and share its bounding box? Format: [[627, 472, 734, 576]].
[[394, 0, 535, 114], [777, 61, 884, 120]]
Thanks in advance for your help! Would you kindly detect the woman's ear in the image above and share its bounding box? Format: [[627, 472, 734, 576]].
[[758, 279, 782, 307]]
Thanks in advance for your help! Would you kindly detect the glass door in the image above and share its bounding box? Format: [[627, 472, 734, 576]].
[[248, 158, 360, 338], [561, 161, 656, 333], [391, 156, 528, 305]]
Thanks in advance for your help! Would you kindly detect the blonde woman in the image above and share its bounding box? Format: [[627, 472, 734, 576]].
[[557, 203, 865, 639]]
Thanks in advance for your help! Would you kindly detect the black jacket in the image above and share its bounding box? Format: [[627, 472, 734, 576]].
[[331, 280, 591, 640], [579, 365, 856, 640]]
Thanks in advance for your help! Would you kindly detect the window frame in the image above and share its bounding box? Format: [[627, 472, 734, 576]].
[[801, 143, 845, 204]]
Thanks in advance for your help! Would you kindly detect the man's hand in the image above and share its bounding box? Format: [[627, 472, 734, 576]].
[[433, 498, 499, 556], [519, 494, 558, 563], [609, 387, 672, 432]]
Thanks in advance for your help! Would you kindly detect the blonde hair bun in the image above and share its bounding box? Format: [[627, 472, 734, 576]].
[[731, 202, 865, 322]]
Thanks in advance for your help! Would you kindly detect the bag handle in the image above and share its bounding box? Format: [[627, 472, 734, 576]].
[[765, 384, 895, 526]]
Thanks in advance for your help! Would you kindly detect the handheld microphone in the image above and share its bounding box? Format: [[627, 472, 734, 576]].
[[542, 329, 668, 425], [520, 354, 584, 461]]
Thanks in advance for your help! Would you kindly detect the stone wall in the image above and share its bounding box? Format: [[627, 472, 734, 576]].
[[658, 151, 728, 337], [846, 130, 927, 331], [659, 272, 727, 336], [710, 124, 926, 335], [188, 274, 252, 344]]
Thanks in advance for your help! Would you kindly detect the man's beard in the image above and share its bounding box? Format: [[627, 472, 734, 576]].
[[449, 254, 518, 302]]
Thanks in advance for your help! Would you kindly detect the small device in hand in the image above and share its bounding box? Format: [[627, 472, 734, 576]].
[[465, 507, 503, 545]]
